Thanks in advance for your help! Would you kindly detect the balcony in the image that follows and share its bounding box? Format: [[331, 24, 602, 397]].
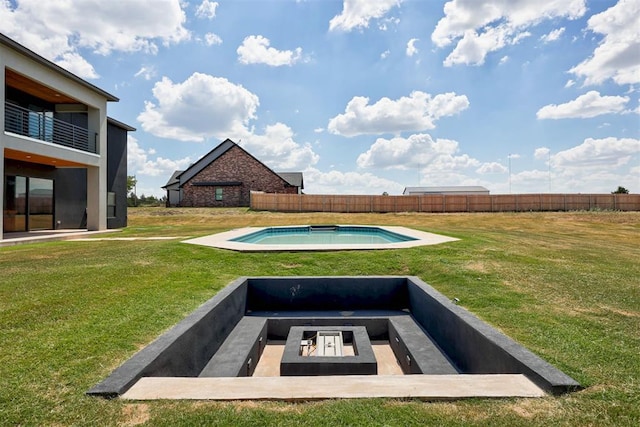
[[4, 102, 97, 154]]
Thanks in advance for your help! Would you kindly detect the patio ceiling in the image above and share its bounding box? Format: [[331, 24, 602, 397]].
[[4, 148, 86, 167], [6, 68, 78, 104]]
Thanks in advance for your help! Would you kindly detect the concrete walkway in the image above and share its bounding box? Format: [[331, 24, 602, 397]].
[[121, 374, 545, 401], [0, 229, 119, 247]]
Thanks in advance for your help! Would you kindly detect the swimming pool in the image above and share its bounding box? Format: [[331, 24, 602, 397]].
[[230, 225, 416, 245], [183, 225, 459, 252]]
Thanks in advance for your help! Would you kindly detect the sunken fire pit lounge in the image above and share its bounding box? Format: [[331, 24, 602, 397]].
[[88, 276, 581, 400]]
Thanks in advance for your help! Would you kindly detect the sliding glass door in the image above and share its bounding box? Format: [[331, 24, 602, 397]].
[[3, 176, 54, 232], [3, 176, 27, 232], [28, 178, 54, 230]]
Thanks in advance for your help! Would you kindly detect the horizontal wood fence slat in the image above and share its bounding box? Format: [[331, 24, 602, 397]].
[[251, 193, 640, 213]]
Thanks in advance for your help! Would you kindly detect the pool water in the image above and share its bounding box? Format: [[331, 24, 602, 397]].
[[230, 225, 417, 245]]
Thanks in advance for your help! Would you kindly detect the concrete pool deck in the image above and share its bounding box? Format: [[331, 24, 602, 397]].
[[182, 225, 459, 252]]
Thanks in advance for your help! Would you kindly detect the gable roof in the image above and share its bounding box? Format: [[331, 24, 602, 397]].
[[277, 172, 304, 189], [177, 139, 236, 185], [107, 117, 136, 132], [162, 170, 184, 189], [173, 138, 302, 189]]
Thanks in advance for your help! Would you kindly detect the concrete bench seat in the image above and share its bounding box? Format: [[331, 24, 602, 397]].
[[199, 317, 267, 377], [389, 316, 458, 374]]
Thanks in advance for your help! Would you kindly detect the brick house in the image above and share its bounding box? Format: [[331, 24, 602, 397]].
[[163, 139, 303, 207]]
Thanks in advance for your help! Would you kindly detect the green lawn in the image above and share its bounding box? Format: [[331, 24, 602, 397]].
[[1, 208, 638, 426]]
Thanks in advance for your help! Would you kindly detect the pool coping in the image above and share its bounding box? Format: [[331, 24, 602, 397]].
[[182, 225, 459, 252]]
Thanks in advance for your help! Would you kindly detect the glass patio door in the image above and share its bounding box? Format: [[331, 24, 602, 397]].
[[3, 176, 27, 232], [3, 176, 54, 232], [28, 178, 54, 230]]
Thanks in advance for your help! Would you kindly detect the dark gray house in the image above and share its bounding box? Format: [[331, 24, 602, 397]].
[[1, 33, 134, 239]]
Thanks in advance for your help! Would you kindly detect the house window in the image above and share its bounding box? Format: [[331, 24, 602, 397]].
[[215, 188, 223, 201], [107, 192, 116, 218]]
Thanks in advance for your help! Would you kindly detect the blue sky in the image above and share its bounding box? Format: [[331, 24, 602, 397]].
[[2, 0, 639, 196]]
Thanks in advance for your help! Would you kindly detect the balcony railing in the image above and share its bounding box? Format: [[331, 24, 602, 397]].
[[4, 102, 97, 154]]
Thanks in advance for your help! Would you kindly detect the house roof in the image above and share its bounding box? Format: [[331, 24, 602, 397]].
[[107, 117, 136, 132], [162, 170, 184, 189], [403, 186, 490, 194], [171, 138, 303, 190], [277, 172, 304, 189], [176, 139, 237, 185], [1, 33, 119, 102]]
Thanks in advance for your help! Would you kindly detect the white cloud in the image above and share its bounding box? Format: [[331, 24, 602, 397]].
[[136, 73, 319, 170], [54, 52, 100, 79], [196, 0, 218, 19], [565, 79, 576, 88], [127, 136, 192, 178], [303, 168, 404, 194], [356, 134, 480, 171], [537, 91, 630, 119], [137, 72, 259, 142], [314, 127, 325, 133], [328, 91, 469, 137], [134, 66, 157, 81], [476, 162, 507, 174], [432, 0, 586, 66], [204, 33, 222, 46], [534, 147, 551, 160], [540, 27, 565, 43], [552, 137, 640, 169], [569, 0, 640, 86], [378, 16, 400, 32], [0, 0, 190, 78], [406, 38, 419, 57], [499, 55, 509, 65], [329, 0, 402, 32], [235, 123, 319, 171], [237, 35, 302, 66], [380, 49, 390, 59]]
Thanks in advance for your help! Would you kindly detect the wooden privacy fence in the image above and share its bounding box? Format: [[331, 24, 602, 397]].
[[251, 193, 640, 213]]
